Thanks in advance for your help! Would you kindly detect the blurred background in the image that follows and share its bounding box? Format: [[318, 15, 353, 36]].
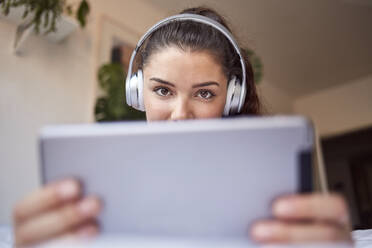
[[0, 0, 371, 229]]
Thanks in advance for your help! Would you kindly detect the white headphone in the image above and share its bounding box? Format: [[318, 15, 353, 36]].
[[125, 13, 247, 116]]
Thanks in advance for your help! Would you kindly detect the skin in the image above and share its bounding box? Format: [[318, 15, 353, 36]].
[[13, 46, 352, 247], [143, 46, 227, 120]]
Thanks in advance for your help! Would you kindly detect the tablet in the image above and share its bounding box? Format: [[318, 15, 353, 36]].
[[39, 116, 313, 241]]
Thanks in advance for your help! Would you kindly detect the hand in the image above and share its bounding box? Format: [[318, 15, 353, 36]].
[[13, 179, 102, 247], [250, 193, 352, 244]]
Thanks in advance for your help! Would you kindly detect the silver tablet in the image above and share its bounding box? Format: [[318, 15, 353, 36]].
[[39, 116, 313, 241]]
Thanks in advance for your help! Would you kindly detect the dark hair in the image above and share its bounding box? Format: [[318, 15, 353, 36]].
[[140, 6, 261, 115]]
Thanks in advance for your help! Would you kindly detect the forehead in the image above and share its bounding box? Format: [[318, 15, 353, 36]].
[[143, 46, 227, 85]]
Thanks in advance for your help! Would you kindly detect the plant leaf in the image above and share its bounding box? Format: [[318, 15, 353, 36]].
[[95, 63, 146, 122], [244, 48, 264, 84], [76, 0, 89, 28]]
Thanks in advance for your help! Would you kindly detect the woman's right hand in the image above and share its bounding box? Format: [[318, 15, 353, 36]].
[[13, 179, 102, 247]]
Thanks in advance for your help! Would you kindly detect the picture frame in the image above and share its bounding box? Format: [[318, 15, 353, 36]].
[[94, 14, 140, 97], [92, 14, 145, 122]]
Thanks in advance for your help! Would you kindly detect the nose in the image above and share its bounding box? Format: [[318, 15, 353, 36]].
[[170, 97, 194, 121]]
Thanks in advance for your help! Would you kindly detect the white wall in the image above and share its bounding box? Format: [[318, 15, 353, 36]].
[[7, 0, 370, 226], [0, 0, 296, 225], [0, 19, 94, 225], [294, 74, 372, 137], [293, 75, 372, 226], [0, 0, 167, 224], [257, 80, 294, 114]]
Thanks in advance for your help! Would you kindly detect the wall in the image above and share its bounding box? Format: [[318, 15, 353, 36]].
[[294, 74, 372, 137], [0, 0, 167, 224], [6, 0, 369, 226], [0, 19, 94, 225], [257, 80, 294, 114], [0, 0, 295, 225], [295, 77, 372, 227]]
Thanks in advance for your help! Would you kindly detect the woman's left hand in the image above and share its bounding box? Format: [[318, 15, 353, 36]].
[[250, 193, 352, 243]]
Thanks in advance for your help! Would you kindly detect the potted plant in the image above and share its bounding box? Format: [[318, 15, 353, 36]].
[[1, 0, 90, 52], [95, 63, 146, 122], [244, 48, 263, 84], [1, 0, 90, 33]]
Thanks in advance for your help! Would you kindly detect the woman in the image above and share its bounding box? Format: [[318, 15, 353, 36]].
[[13, 7, 352, 247]]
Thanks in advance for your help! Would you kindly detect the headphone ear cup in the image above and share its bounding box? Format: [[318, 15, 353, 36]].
[[128, 73, 139, 110], [230, 78, 242, 115], [126, 72, 135, 107], [126, 70, 145, 112], [223, 75, 237, 116], [224, 76, 243, 116], [137, 70, 145, 111]]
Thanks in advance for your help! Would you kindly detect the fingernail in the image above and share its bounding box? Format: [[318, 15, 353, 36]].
[[274, 200, 293, 216], [252, 224, 273, 241], [77, 226, 98, 238], [78, 198, 100, 217], [57, 180, 79, 200]]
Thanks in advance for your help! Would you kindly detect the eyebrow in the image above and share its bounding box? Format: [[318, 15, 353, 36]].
[[150, 77, 175, 87], [150, 77, 220, 88]]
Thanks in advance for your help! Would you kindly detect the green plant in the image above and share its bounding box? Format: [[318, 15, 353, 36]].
[[0, 0, 90, 34], [95, 63, 146, 122]]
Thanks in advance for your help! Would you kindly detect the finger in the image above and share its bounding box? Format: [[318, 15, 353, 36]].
[[13, 179, 81, 224], [74, 222, 100, 238], [31, 222, 100, 247], [250, 220, 352, 243], [272, 194, 349, 225], [15, 196, 101, 247]]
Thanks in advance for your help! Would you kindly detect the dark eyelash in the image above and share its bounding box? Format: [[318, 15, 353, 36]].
[[153, 86, 170, 92], [198, 90, 216, 97], [153, 86, 164, 90]]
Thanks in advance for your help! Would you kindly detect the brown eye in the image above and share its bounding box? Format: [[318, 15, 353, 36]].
[[197, 90, 215, 100], [154, 87, 171, 97]]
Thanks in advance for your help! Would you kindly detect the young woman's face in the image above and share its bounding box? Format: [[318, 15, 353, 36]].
[[143, 46, 228, 121]]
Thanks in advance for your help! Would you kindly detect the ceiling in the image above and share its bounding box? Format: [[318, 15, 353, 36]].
[[143, 0, 372, 98]]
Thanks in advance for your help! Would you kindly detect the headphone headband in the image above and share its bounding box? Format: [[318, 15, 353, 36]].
[[126, 13, 247, 113]]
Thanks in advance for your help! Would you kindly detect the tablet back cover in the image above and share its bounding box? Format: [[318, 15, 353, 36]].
[[40, 116, 313, 240]]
